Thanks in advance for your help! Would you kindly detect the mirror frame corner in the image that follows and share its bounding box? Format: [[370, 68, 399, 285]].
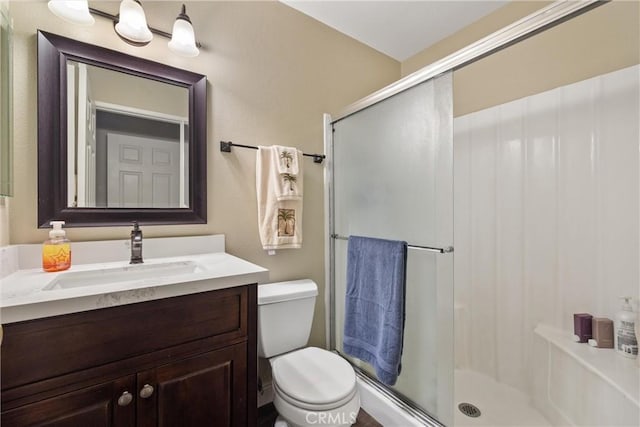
[[37, 30, 207, 228]]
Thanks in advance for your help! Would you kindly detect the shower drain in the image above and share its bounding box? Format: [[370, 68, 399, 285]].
[[458, 402, 482, 418]]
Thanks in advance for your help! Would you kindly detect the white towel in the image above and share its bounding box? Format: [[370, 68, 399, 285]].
[[276, 149, 303, 201], [256, 146, 303, 250], [274, 145, 300, 175]]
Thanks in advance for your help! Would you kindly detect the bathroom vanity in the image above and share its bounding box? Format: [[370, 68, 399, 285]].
[[0, 235, 268, 426]]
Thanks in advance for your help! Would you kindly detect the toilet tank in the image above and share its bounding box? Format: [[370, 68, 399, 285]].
[[257, 279, 318, 358]]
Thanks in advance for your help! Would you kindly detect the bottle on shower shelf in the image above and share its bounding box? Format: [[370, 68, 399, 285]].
[[614, 297, 638, 359]]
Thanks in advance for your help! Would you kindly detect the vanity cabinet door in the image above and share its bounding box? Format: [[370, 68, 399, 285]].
[[1, 375, 136, 427], [136, 343, 248, 427]]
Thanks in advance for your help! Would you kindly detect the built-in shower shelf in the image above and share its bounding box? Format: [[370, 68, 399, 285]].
[[534, 324, 639, 407]]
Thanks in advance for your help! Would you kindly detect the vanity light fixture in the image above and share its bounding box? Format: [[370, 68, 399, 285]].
[[47, 1, 201, 57], [47, 0, 95, 26], [114, 0, 153, 46], [168, 5, 199, 57]]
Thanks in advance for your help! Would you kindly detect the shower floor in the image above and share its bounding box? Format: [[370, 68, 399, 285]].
[[455, 369, 551, 427]]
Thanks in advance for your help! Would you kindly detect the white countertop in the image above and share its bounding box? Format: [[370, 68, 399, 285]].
[[0, 235, 269, 324]]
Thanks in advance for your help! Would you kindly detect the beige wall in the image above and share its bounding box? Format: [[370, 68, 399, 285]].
[[402, 1, 639, 117], [401, 1, 550, 78], [7, 0, 399, 347], [0, 197, 8, 246], [86, 64, 189, 118]]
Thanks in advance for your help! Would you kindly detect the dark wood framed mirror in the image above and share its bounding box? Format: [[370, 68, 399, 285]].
[[37, 30, 207, 227]]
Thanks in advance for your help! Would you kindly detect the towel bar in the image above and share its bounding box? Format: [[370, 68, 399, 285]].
[[220, 141, 325, 164], [331, 234, 453, 254]]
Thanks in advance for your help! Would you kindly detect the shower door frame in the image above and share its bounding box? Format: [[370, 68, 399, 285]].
[[324, 1, 605, 425]]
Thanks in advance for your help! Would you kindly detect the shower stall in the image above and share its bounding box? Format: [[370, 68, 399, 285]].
[[329, 72, 455, 426], [324, 1, 639, 426]]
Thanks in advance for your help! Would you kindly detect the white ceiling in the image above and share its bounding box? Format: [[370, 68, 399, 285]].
[[281, 1, 508, 61]]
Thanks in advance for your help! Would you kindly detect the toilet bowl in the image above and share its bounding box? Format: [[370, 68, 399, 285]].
[[258, 280, 360, 427], [271, 347, 360, 427]]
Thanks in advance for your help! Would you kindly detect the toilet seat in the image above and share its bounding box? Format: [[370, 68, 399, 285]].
[[271, 347, 357, 411], [273, 379, 358, 411]]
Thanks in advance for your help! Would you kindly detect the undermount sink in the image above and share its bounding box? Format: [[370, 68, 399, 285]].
[[44, 261, 205, 291]]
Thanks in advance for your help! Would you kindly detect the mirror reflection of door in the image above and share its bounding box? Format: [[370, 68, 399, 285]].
[[76, 63, 97, 207], [66, 60, 189, 209], [97, 108, 188, 209], [107, 133, 182, 208]]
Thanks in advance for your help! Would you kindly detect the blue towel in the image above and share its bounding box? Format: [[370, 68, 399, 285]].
[[343, 235, 407, 386]]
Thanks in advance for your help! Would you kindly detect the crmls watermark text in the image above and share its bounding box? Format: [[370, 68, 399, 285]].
[[305, 411, 358, 425]]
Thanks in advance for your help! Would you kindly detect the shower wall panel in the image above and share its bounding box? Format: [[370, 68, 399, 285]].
[[453, 64, 639, 394]]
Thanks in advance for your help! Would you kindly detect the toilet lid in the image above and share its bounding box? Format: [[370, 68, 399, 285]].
[[271, 347, 356, 407]]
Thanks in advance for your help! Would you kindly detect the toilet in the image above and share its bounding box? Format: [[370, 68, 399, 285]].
[[258, 279, 360, 427]]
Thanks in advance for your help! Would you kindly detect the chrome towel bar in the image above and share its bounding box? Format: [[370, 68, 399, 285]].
[[331, 234, 453, 254]]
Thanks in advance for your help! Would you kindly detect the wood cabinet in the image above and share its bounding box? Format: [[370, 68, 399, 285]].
[[1, 285, 258, 427], [2, 375, 137, 427], [137, 344, 247, 427]]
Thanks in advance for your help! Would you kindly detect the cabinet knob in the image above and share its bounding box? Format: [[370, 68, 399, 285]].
[[139, 383, 154, 399], [117, 391, 133, 406]]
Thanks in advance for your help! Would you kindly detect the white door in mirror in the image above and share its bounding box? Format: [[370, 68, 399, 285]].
[[107, 133, 183, 208]]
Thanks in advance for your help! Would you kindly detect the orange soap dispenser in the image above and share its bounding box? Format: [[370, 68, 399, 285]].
[[42, 221, 71, 272]]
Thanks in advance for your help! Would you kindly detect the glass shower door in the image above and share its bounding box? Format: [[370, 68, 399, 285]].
[[330, 72, 454, 425]]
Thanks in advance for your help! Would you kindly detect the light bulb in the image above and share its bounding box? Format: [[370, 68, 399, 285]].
[[168, 5, 199, 57], [114, 0, 153, 46], [48, 0, 95, 26]]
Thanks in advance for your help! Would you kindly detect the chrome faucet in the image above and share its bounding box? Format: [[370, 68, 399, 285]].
[[130, 221, 143, 264]]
